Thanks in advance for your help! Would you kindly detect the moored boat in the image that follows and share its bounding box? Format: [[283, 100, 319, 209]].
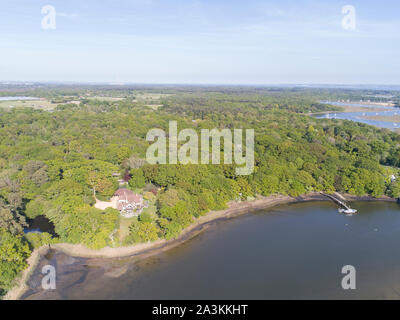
[[339, 208, 357, 214]]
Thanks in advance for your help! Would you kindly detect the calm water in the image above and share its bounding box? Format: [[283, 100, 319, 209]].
[[24, 215, 56, 236], [0, 96, 37, 101], [23, 201, 400, 300], [316, 101, 400, 130]]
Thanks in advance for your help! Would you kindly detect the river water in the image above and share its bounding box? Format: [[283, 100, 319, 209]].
[[0, 96, 37, 101], [22, 201, 400, 300], [24, 215, 56, 236], [315, 101, 400, 130]]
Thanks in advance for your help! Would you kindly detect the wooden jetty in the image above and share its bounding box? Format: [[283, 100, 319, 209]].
[[319, 192, 357, 213]]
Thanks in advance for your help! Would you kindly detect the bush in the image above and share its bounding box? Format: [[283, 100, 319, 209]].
[[126, 220, 159, 243], [25, 232, 58, 249], [0, 229, 31, 292], [129, 169, 145, 189], [143, 191, 156, 201]]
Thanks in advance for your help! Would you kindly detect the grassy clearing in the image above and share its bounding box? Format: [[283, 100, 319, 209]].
[[145, 104, 163, 110], [0, 99, 58, 111], [87, 97, 125, 101], [118, 216, 137, 242], [142, 202, 157, 217], [134, 93, 172, 100], [133, 93, 172, 105]]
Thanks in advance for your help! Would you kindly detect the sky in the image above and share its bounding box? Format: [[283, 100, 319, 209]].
[[1, 0, 400, 84]]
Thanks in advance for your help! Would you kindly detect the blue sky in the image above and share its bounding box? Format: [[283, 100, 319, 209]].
[[1, 0, 400, 84]]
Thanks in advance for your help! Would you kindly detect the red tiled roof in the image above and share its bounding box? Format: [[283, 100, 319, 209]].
[[114, 188, 142, 205]]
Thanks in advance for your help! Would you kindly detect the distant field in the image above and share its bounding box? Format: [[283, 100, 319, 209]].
[[132, 93, 171, 109], [0, 93, 172, 111], [145, 104, 163, 110], [87, 93, 172, 105], [135, 93, 172, 99], [362, 115, 400, 123], [133, 93, 172, 103], [0, 99, 58, 110], [87, 96, 125, 101]]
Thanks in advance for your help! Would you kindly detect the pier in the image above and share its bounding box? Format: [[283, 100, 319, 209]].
[[319, 192, 355, 212]]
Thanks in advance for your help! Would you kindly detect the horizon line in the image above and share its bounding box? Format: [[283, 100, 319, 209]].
[[2, 81, 400, 88]]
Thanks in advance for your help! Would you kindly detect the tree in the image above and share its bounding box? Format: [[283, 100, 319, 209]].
[[136, 222, 159, 242], [388, 181, 400, 198], [0, 229, 31, 291], [22, 161, 49, 187], [157, 188, 180, 208], [31, 167, 49, 186], [7, 192, 23, 211], [23, 161, 46, 177], [87, 171, 116, 197], [25, 197, 45, 219], [26, 232, 57, 248], [236, 177, 253, 199], [127, 220, 159, 243], [138, 212, 152, 223], [198, 190, 216, 212], [0, 208, 27, 235], [129, 168, 145, 189], [124, 155, 146, 169], [57, 205, 119, 249], [161, 220, 182, 240], [159, 200, 193, 229]]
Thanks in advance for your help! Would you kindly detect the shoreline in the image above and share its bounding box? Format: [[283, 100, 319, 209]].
[[310, 103, 394, 115], [310, 106, 390, 115], [4, 192, 397, 300]]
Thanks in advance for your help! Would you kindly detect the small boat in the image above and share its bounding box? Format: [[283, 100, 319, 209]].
[[339, 208, 357, 215]]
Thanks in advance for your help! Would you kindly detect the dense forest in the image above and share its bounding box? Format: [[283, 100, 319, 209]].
[[1, 85, 400, 296]]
